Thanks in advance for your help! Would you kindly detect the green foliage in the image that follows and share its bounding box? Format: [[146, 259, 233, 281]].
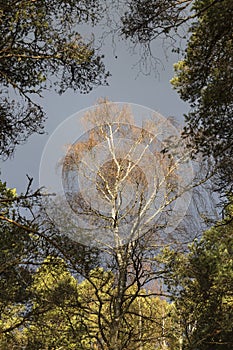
[[0, 182, 32, 305], [171, 0, 233, 192], [23, 256, 85, 349], [0, 179, 103, 348], [0, 253, 179, 350], [0, 182, 36, 345], [0, 0, 109, 158], [163, 219, 233, 349]]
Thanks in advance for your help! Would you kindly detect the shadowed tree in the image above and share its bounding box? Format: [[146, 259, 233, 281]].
[[115, 0, 233, 195], [162, 208, 233, 349], [0, 0, 109, 159], [170, 0, 233, 196]]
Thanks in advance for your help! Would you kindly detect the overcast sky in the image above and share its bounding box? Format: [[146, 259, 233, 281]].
[[1, 33, 189, 193]]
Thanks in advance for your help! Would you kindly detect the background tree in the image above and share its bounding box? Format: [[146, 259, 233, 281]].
[[162, 212, 233, 349], [0, 256, 180, 350], [171, 0, 233, 195], [0, 180, 41, 347], [109, 0, 232, 192], [0, 179, 100, 347], [0, 0, 109, 159], [117, 0, 233, 196]]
